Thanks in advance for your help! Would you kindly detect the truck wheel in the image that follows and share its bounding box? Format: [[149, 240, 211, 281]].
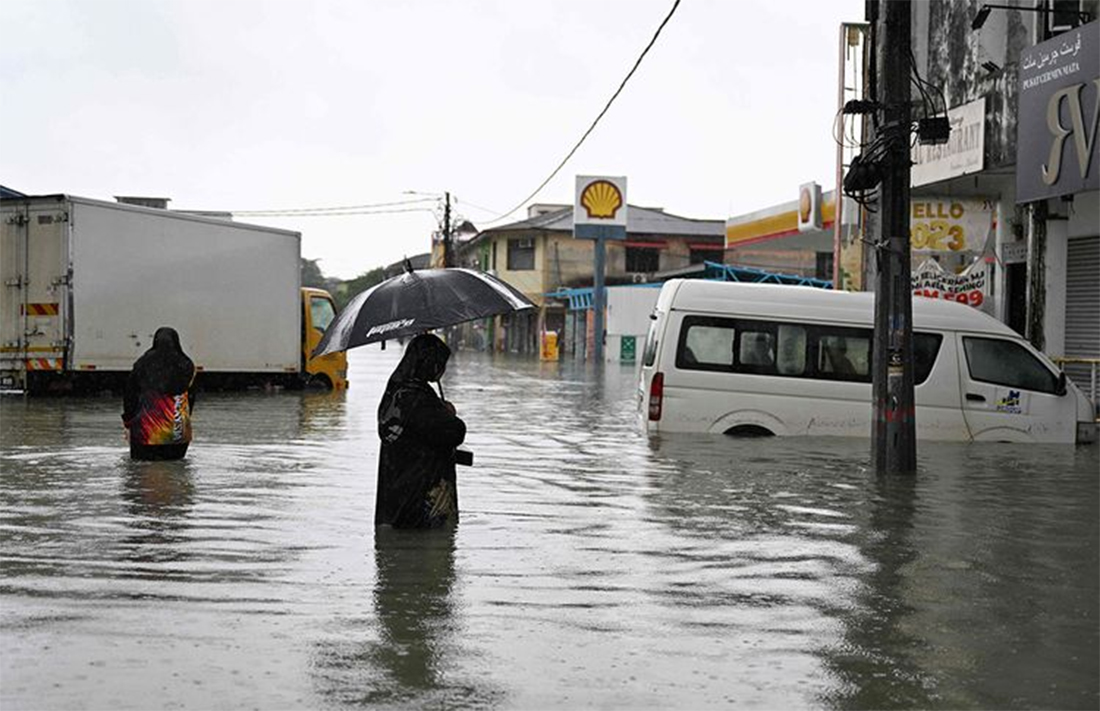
[[305, 374, 332, 391]]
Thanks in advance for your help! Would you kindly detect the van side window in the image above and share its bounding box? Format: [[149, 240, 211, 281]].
[[679, 317, 735, 369], [963, 337, 1058, 394], [913, 332, 942, 385], [776, 325, 807, 375], [675, 318, 939, 385], [737, 329, 775, 371], [818, 334, 868, 380]]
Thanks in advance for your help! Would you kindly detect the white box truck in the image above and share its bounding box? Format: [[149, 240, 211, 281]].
[[1, 194, 347, 394]]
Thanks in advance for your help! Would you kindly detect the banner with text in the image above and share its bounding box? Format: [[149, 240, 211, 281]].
[[910, 198, 995, 253], [912, 257, 990, 310]]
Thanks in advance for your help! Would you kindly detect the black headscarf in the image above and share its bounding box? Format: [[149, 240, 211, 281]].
[[378, 334, 450, 443], [130, 327, 195, 395], [386, 333, 450, 386]]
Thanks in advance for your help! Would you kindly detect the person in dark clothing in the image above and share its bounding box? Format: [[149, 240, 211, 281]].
[[122, 327, 197, 461], [376, 333, 466, 528]]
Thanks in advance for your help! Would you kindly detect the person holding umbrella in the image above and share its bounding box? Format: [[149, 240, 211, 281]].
[[310, 263, 533, 526], [375, 333, 466, 528]]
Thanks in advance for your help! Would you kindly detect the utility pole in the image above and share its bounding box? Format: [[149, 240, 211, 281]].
[[592, 236, 606, 361], [442, 191, 453, 268], [871, 0, 916, 474]]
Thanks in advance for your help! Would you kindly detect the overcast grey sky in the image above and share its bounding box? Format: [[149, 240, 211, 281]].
[[1, 0, 864, 280]]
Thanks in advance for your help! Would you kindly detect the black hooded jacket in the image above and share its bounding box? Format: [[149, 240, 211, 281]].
[[122, 327, 196, 450], [376, 334, 466, 528]]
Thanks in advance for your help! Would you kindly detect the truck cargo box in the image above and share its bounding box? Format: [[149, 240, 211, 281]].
[[1, 195, 305, 390]]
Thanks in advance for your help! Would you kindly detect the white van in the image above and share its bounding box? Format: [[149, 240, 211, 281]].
[[638, 279, 1097, 444]]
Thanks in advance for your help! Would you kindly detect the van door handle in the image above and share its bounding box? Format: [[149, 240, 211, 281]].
[[965, 393, 986, 402]]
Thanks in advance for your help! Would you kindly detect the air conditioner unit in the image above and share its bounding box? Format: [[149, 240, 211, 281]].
[[516, 238, 534, 249], [631, 273, 647, 284]]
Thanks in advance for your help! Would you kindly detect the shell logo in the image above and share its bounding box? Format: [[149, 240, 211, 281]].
[[580, 180, 623, 220]]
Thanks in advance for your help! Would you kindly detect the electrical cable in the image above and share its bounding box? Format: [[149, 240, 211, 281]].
[[233, 197, 436, 216], [481, 0, 681, 225], [234, 207, 437, 218]]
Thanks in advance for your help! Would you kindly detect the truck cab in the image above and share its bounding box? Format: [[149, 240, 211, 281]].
[[302, 288, 348, 389]]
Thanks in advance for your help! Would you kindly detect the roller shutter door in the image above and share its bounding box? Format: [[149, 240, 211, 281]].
[[1064, 235, 1099, 406]]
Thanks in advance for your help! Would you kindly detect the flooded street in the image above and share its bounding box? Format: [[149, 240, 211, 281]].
[[2, 346, 1097, 710]]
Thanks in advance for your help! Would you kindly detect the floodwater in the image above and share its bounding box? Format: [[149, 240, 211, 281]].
[[1, 346, 1097, 711]]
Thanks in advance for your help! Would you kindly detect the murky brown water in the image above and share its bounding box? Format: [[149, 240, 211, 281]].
[[2, 346, 1098, 709]]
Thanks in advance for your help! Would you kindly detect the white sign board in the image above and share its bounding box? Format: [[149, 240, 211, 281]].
[[575, 175, 628, 228], [910, 97, 985, 187], [909, 197, 995, 253]]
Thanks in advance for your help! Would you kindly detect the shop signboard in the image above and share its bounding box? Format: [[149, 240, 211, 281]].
[[1017, 21, 1100, 203], [910, 97, 985, 187]]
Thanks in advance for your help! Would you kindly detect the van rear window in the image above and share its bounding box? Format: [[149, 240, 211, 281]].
[[643, 316, 661, 367], [675, 315, 942, 385]]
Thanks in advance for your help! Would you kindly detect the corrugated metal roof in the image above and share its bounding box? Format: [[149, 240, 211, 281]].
[[482, 205, 724, 238]]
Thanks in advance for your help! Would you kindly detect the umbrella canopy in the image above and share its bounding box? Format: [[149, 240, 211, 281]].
[[313, 267, 536, 357]]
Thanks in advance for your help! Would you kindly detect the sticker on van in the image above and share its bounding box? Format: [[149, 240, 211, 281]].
[[995, 389, 1026, 415]]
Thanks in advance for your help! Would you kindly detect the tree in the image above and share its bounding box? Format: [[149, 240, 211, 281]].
[[301, 258, 327, 289]]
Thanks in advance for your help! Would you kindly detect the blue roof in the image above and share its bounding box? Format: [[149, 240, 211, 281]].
[[545, 261, 832, 311]]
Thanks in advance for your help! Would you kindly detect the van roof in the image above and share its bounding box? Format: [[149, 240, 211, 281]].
[[659, 279, 1018, 336]]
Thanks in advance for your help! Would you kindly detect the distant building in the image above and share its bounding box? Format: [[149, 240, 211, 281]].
[[454, 203, 725, 354]]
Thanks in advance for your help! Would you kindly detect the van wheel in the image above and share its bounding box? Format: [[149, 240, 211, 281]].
[[305, 374, 332, 391], [724, 425, 774, 438]]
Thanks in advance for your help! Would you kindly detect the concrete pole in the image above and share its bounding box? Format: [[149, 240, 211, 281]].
[[871, 0, 916, 475]]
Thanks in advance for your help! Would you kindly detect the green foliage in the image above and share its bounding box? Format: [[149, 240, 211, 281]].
[[300, 258, 327, 289], [334, 267, 387, 311]]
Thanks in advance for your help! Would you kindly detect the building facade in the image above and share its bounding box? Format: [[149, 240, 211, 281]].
[[896, 0, 1099, 401], [453, 203, 725, 354]]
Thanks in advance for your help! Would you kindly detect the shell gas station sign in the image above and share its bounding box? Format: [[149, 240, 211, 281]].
[[574, 175, 627, 240]]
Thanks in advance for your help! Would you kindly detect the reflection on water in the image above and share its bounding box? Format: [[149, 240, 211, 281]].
[[1, 347, 1097, 709], [120, 459, 195, 561]]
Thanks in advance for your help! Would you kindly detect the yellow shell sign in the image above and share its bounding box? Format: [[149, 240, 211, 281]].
[[580, 180, 624, 220]]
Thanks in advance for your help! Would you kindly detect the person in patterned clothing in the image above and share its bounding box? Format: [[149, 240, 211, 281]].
[[122, 327, 196, 461], [375, 334, 466, 528]]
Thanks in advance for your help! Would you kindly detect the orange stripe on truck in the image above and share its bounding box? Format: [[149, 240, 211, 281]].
[[25, 358, 62, 371], [21, 303, 60, 316]]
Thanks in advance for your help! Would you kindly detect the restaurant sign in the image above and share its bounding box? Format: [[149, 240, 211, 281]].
[[910, 97, 985, 187], [1017, 21, 1100, 203]]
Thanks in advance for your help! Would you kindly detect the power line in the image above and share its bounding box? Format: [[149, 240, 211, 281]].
[[483, 0, 682, 225], [233, 197, 436, 216], [236, 206, 436, 218]]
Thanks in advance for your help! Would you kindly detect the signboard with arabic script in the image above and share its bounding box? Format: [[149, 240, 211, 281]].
[[1017, 21, 1099, 203]]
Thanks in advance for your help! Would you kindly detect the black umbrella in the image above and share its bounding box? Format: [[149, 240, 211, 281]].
[[313, 266, 535, 357]]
